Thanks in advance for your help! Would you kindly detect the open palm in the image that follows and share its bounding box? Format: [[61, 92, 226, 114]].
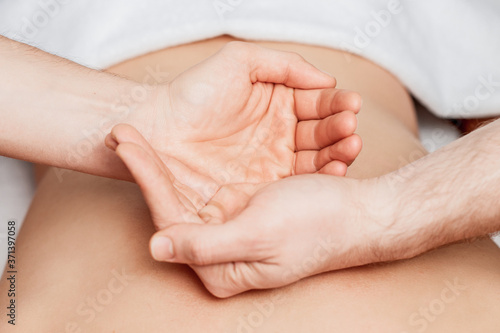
[[106, 42, 362, 227], [155, 43, 362, 183]]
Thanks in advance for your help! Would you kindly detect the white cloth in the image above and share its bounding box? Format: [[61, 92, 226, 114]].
[[0, 0, 499, 118], [0, 158, 35, 271]]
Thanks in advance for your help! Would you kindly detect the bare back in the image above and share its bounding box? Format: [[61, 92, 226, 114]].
[[2, 36, 500, 333]]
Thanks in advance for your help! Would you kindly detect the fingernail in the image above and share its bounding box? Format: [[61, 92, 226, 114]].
[[151, 236, 174, 261], [105, 135, 119, 150]]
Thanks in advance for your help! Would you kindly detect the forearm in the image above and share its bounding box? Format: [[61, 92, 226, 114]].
[[0, 35, 154, 180], [382, 119, 500, 258]]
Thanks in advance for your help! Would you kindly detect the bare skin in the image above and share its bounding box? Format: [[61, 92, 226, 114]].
[[1, 36, 500, 332]]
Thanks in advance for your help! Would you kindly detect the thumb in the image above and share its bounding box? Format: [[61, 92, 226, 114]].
[[149, 216, 263, 265], [115, 141, 198, 228], [246, 43, 336, 89], [220, 42, 336, 89]]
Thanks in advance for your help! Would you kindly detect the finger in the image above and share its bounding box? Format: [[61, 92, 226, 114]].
[[198, 183, 260, 224], [153, 157, 218, 204], [296, 110, 357, 150], [104, 133, 118, 150], [112, 124, 196, 213], [190, 262, 258, 298], [149, 217, 262, 265], [294, 88, 362, 121], [115, 142, 195, 228], [318, 160, 347, 176], [110, 124, 175, 180], [294, 150, 317, 174], [314, 134, 363, 170], [228, 42, 336, 89], [295, 151, 347, 175], [294, 134, 362, 174], [110, 124, 218, 203]]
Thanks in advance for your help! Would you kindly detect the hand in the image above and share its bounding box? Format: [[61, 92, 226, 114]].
[[109, 125, 383, 297], [110, 134, 392, 298], [106, 42, 362, 226], [141, 175, 393, 298], [145, 42, 362, 183]]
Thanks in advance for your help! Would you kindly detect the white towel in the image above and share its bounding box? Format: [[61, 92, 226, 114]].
[[0, 0, 499, 118]]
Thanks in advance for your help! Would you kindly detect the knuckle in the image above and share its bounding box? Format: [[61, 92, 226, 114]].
[[211, 273, 241, 298], [197, 269, 236, 298], [197, 261, 260, 298]]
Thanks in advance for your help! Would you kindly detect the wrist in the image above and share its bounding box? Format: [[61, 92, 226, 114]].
[[121, 82, 161, 138], [127, 83, 180, 154], [369, 172, 436, 263], [58, 74, 160, 179], [318, 176, 400, 271], [355, 176, 402, 263]]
